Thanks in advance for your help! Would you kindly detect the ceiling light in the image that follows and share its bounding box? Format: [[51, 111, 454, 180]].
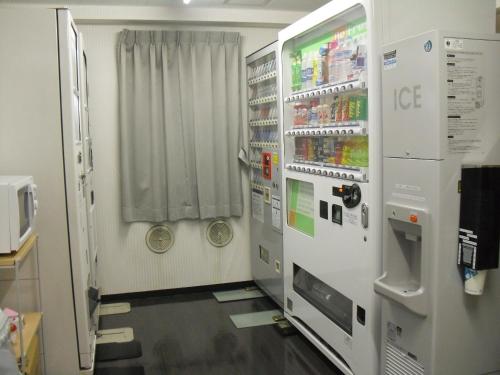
[[183, 0, 191, 4]]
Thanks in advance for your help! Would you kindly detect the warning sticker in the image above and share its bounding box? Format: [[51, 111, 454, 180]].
[[446, 49, 485, 154], [383, 49, 397, 70], [271, 195, 281, 229], [444, 38, 464, 51], [252, 190, 264, 223]]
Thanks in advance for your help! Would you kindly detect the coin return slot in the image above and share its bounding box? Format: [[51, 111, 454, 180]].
[[320, 200, 329, 220], [332, 204, 342, 225], [357, 305, 366, 325]]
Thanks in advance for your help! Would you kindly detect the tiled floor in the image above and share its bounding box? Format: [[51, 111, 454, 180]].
[[95, 288, 342, 375]]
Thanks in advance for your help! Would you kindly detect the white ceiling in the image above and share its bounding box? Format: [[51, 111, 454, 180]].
[[0, 0, 330, 11]]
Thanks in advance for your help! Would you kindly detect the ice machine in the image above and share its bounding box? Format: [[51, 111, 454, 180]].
[[376, 30, 500, 375]]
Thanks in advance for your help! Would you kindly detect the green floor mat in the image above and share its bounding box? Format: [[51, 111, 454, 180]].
[[230, 309, 282, 329], [99, 302, 131, 316], [212, 287, 265, 302]]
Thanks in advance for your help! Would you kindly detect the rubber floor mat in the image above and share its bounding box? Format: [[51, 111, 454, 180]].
[[95, 340, 142, 362], [94, 366, 145, 375], [230, 309, 282, 329]]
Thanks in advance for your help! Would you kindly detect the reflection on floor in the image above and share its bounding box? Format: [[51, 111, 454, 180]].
[[96, 287, 343, 375]]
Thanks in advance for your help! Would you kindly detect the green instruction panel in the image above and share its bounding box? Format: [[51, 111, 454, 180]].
[[287, 179, 314, 237]]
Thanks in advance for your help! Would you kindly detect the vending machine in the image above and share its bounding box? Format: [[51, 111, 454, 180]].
[[247, 42, 284, 308], [376, 30, 500, 375], [278, 1, 495, 374]]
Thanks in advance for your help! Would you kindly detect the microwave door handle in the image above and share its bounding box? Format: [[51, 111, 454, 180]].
[[30, 184, 38, 217]]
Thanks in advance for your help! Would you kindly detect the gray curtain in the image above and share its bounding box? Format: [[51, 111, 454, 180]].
[[117, 30, 243, 222]]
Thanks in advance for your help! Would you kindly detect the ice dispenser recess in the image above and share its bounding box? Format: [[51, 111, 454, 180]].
[[374, 203, 428, 317]]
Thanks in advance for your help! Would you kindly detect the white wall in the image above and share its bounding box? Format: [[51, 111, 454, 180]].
[[78, 22, 281, 295]]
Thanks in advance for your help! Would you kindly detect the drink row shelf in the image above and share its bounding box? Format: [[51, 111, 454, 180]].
[[250, 141, 279, 149], [286, 162, 367, 182], [285, 122, 367, 136], [284, 79, 366, 103], [249, 94, 277, 106], [249, 118, 279, 127], [248, 70, 277, 86]]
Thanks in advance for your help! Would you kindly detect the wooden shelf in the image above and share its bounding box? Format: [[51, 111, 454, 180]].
[[13, 312, 42, 360], [0, 233, 38, 267]]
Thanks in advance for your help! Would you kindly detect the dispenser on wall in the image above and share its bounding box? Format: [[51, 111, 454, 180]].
[[458, 166, 500, 295]]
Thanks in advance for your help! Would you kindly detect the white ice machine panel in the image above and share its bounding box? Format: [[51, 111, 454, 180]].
[[382, 31, 441, 160], [383, 30, 500, 162]]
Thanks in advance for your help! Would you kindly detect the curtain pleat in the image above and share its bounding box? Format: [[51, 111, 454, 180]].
[[118, 30, 243, 222]]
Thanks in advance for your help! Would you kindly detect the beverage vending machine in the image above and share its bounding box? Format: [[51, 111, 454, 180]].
[[247, 42, 284, 307], [277, 1, 495, 374], [376, 30, 500, 375]]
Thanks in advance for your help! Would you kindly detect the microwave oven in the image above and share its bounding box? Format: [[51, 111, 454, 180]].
[[0, 176, 38, 254]]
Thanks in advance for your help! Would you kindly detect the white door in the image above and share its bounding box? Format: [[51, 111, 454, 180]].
[[57, 9, 95, 370], [79, 39, 100, 333]]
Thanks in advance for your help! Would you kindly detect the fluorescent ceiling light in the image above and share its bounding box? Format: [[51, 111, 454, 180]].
[[183, 0, 191, 4]]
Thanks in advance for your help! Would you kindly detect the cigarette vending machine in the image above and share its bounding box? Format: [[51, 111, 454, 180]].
[[278, 1, 495, 374], [247, 42, 284, 307], [376, 30, 500, 375]]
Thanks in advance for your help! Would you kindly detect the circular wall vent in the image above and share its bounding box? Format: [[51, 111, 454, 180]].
[[146, 225, 174, 254], [206, 219, 233, 247]]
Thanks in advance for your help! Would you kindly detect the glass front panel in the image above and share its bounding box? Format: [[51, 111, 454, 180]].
[[282, 5, 369, 183], [247, 50, 278, 192]]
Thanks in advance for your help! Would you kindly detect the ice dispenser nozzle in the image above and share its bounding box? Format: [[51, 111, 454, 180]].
[[374, 203, 429, 317]]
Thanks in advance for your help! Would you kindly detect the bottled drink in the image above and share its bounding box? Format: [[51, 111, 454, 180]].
[[334, 140, 343, 165], [312, 51, 319, 89], [341, 96, 350, 122], [343, 37, 354, 81], [359, 137, 369, 167], [350, 137, 361, 167], [307, 138, 315, 162], [295, 52, 302, 91], [318, 97, 324, 125], [333, 41, 344, 83], [306, 52, 314, 90], [328, 36, 338, 83], [355, 95, 368, 121], [317, 44, 328, 86], [327, 40, 337, 84], [348, 95, 357, 121], [324, 137, 335, 163], [310, 102, 318, 127], [330, 95, 340, 123], [353, 40, 367, 80], [341, 138, 352, 165], [293, 103, 301, 126], [301, 52, 308, 91], [301, 105, 308, 127], [335, 96, 343, 122]]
